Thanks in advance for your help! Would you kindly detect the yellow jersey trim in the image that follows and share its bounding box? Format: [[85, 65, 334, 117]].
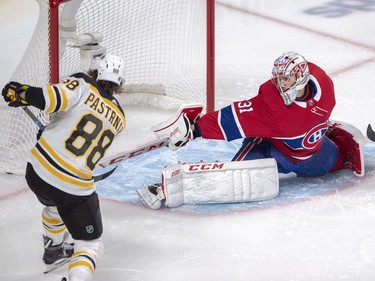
[[39, 137, 92, 180], [31, 148, 94, 188]]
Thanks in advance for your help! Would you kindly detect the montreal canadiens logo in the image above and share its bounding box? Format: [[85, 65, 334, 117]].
[[302, 122, 328, 149]]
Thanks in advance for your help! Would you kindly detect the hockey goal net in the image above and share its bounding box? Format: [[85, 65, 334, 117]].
[[0, 0, 214, 175]]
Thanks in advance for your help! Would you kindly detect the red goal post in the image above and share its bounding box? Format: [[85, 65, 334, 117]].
[[0, 0, 215, 174]]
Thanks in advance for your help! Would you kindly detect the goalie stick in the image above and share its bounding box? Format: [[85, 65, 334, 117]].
[[97, 103, 204, 168], [367, 124, 375, 142], [97, 137, 169, 168]]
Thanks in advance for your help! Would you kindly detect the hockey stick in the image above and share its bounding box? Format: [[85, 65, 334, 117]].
[[22, 107, 46, 130], [21, 107, 116, 182], [93, 166, 118, 181], [97, 137, 169, 168], [367, 124, 375, 142], [93, 137, 170, 180], [97, 103, 204, 169]]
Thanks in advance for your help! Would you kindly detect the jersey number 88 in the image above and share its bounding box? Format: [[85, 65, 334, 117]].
[[66, 113, 114, 170]]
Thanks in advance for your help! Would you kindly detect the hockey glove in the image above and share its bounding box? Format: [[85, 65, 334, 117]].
[[2, 81, 30, 107]]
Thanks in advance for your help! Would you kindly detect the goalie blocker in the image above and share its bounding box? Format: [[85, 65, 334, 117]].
[[137, 158, 279, 209]]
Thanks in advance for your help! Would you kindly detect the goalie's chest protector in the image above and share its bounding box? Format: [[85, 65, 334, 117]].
[[230, 64, 335, 160]]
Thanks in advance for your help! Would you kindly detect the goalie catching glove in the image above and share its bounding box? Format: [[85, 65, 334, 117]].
[[167, 113, 193, 151], [2, 81, 30, 107], [152, 103, 203, 151], [153, 112, 194, 151]]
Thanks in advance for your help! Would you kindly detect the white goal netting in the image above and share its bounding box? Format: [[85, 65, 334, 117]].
[[0, 0, 211, 174]]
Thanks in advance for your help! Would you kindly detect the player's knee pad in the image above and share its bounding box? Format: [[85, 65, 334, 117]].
[[327, 120, 365, 177]]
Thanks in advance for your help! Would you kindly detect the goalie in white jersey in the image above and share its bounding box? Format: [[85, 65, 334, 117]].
[[2, 54, 126, 281]]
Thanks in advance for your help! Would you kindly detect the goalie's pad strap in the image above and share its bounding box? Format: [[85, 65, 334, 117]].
[[161, 158, 279, 207]]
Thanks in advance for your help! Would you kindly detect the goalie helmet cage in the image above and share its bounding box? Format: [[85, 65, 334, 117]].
[[0, 0, 215, 175]]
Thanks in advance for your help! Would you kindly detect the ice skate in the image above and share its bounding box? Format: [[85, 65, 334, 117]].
[[136, 183, 164, 209], [43, 234, 74, 274]]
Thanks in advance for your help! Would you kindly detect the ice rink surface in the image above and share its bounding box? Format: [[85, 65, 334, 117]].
[[1, 0, 375, 280]]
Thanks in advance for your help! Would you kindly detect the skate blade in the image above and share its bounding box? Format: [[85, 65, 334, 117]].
[[44, 258, 71, 274]]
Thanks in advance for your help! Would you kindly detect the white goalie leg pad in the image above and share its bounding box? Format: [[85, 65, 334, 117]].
[[160, 158, 279, 207]]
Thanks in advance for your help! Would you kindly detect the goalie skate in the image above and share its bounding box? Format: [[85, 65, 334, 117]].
[[43, 235, 74, 274], [136, 183, 164, 210]]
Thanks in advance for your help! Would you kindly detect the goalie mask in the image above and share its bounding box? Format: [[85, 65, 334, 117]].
[[271, 51, 310, 106], [90, 54, 126, 86]]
